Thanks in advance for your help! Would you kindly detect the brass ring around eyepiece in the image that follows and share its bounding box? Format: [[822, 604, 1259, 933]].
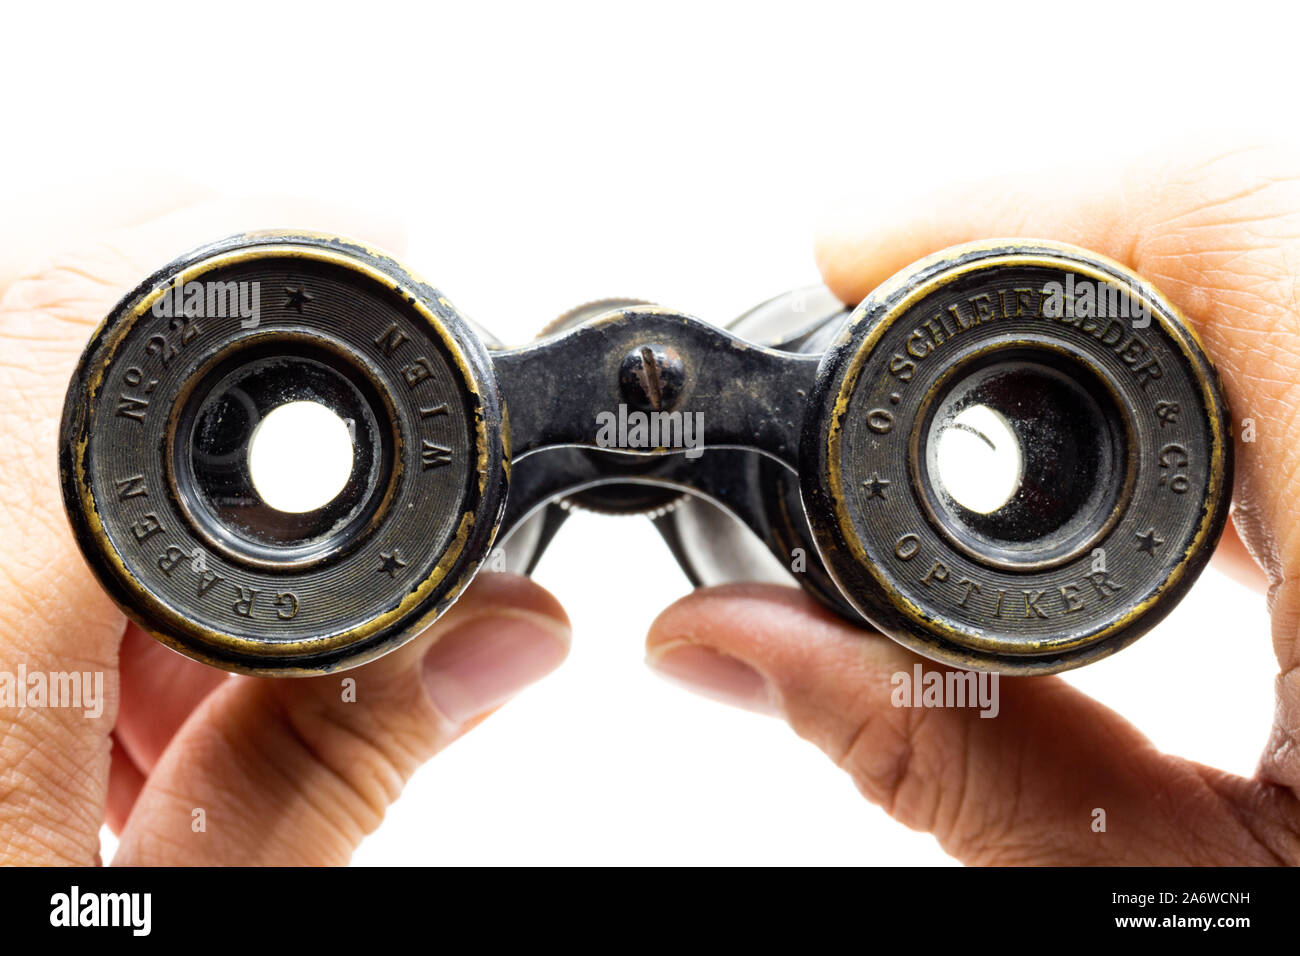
[[59, 234, 506, 674], [800, 240, 1232, 674]]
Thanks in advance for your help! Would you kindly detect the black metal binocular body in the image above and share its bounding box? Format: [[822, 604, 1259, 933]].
[[59, 233, 1232, 676]]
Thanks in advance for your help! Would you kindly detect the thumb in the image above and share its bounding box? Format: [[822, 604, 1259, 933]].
[[113, 573, 569, 865], [646, 584, 1296, 865]]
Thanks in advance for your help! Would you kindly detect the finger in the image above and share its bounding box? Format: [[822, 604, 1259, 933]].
[[106, 735, 145, 835], [0, 172, 213, 298], [815, 143, 1300, 790], [647, 585, 1299, 864], [0, 194, 406, 864], [112, 574, 570, 865], [114, 624, 228, 772], [1214, 519, 1268, 593]]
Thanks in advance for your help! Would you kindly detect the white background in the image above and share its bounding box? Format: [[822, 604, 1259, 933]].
[[2, 1, 1293, 864]]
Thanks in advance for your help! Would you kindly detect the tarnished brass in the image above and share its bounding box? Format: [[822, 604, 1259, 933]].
[[60, 236, 1231, 676], [800, 242, 1231, 672], [59, 234, 504, 674]]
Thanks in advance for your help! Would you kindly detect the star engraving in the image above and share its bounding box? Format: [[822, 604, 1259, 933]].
[[378, 551, 407, 577], [285, 286, 314, 313], [1135, 528, 1164, 557], [862, 474, 890, 499]]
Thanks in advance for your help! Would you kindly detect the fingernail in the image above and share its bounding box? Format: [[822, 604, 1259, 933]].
[[422, 613, 569, 725], [647, 643, 779, 717]]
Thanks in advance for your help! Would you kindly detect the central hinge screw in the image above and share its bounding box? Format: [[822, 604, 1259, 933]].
[[619, 344, 684, 411]]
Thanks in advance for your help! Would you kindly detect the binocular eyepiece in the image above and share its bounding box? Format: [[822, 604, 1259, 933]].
[[59, 233, 1232, 675]]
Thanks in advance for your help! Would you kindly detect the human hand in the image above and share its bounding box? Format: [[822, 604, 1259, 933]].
[[0, 185, 570, 865], [646, 145, 1300, 865]]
